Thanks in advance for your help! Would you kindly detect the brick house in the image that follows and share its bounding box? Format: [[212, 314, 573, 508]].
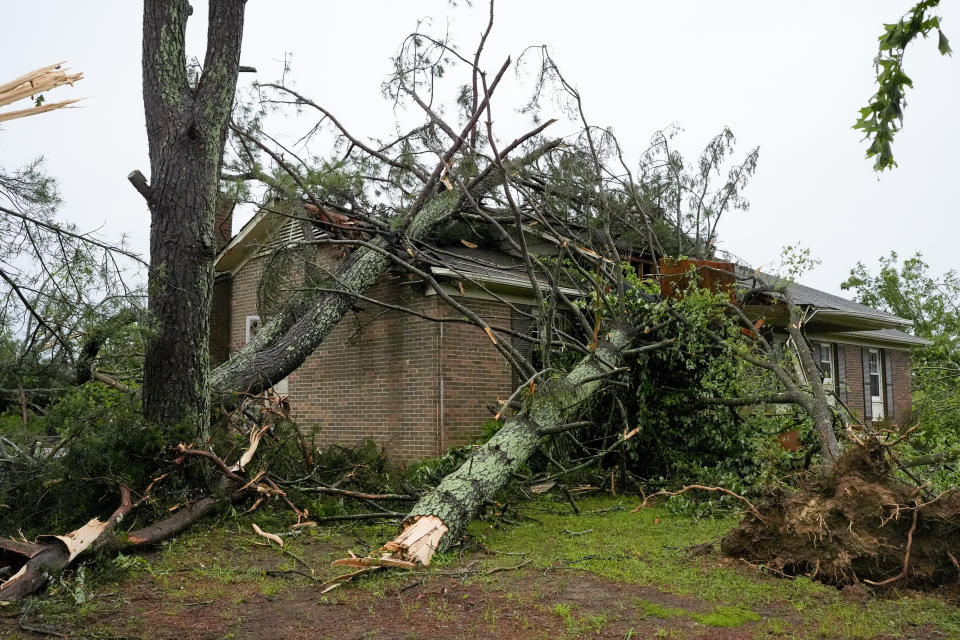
[[760, 278, 930, 426], [210, 204, 929, 460]]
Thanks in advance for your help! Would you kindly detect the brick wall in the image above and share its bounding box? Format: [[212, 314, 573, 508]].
[[889, 348, 912, 426], [229, 256, 265, 353], [438, 299, 515, 449], [843, 344, 865, 422], [210, 276, 232, 366], [841, 343, 912, 427], [288, 277, 442, 461], [224, 253, 515, 462]]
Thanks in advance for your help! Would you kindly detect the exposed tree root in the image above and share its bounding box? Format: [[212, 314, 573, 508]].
[[722, 444, 960, 588]]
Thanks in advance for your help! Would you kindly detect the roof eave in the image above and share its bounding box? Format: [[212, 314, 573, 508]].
[[813, 330, 933, 348], [807, 308, 912, 331]]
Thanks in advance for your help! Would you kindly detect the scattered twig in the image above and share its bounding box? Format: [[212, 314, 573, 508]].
[[315, 512, 402, 523], [582, 505, 626, 516], [266, 568, 323, 583], [303, 487, 414, 501], [251, 523, 283, 548], [631, 484, 764, 521], [559, 485, 579, 515]]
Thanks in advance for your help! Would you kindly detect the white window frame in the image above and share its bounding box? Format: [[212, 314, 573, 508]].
[[245, 315, 261, 344], [868, 348, 884, 420], [818, 342, 834, 387], [244, 314, 289, 397]]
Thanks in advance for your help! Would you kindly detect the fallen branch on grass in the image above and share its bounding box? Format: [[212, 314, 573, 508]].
[[631, 484, 764, 521], [252, 523, 284, 548], [303, 487, 415, 501], [0, 406, 285, 602]]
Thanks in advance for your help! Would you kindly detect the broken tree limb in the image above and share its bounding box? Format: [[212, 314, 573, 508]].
[[303, 487, 414, 501], [631, 484, 764, 521], [361, 326, 634, 568], [901, 448, 960, 468], [0, 62, 83, 123], [0, 487, 131, 603], [208, 138, 560, 404], [0, 411, 281, 603]]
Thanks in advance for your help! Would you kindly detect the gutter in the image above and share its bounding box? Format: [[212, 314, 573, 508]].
[[429, 266, 583, 298]]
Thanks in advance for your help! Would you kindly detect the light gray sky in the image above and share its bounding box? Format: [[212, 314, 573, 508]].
[[2, 1, 957, 295]]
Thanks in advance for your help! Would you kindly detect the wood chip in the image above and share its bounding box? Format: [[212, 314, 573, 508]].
[[529, 481, 556, 494], [251, 523, 283, 548]]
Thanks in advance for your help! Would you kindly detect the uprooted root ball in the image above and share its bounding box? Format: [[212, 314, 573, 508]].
[[721, 445, 960, 587]]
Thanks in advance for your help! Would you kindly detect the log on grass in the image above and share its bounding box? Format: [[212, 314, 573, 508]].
[[379, 327, 634, 566], [0, 487, 131, 602]]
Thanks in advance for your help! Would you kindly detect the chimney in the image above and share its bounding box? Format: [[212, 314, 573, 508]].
[[214, 196, 235, 252]]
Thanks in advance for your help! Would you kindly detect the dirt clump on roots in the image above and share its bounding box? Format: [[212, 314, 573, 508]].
[[721, 444, 960, 588]]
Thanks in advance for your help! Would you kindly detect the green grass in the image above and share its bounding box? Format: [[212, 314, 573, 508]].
[[637, 599, 761, 628], [469, 495, 960, 638], [5, 495, 959, 640]]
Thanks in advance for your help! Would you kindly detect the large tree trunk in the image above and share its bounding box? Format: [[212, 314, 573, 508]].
[[376, 327, 633, 566], [138, 0, 245, 434]]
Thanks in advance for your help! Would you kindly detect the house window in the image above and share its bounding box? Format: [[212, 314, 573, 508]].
[[868, 348, 884, 420], [245, 315, 261, 344], [244, 314, 288, 397], [817, 342, 834, 386]]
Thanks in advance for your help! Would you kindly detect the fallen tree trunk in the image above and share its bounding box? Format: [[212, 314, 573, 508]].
[[371, 327, 634, 567], [0, 491, 237, 603], [0, 421, 276, 603], [208, 135, 558, 404]]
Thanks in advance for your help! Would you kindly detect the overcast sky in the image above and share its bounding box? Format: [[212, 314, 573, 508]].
[[2, 1, 957, 295]]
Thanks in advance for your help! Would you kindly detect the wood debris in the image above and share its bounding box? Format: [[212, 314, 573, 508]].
[[251, 523, 283, 548], [0, 62, 83, 123]]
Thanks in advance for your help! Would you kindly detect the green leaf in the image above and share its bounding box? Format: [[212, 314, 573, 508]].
[[938, 29, 953, 55]]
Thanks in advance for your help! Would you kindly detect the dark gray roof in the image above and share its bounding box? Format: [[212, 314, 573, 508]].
[[426, 247, 528, 280], [735, 265, 909, 325], [786, 281, 905, 323]]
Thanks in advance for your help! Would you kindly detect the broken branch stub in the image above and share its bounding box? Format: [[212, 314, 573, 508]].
[[363, 327, 633, 569]]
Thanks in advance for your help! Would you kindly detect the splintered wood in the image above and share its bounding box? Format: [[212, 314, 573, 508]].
[[0, 62, 83, 123], [39, 517, 113, 562], [384, 515, 448, 566], [322, 515, 449, 592]]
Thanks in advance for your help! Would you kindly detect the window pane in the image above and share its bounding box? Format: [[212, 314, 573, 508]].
[[818, 343, 832, 378]]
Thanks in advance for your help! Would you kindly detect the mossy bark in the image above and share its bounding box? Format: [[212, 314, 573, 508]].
[[402, 327, 633, 553], [208, 145, 558, 402], [140, 0, 245, 435]]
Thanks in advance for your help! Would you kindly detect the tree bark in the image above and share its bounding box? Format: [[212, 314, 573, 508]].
[[208, 142, 559, 402], [784, 305, 841, 467], [139, 0, 246, 435], [377, 327, 633, 565]]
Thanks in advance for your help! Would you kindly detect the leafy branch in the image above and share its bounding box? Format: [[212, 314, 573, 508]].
[[854, 0, 952, 171]]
